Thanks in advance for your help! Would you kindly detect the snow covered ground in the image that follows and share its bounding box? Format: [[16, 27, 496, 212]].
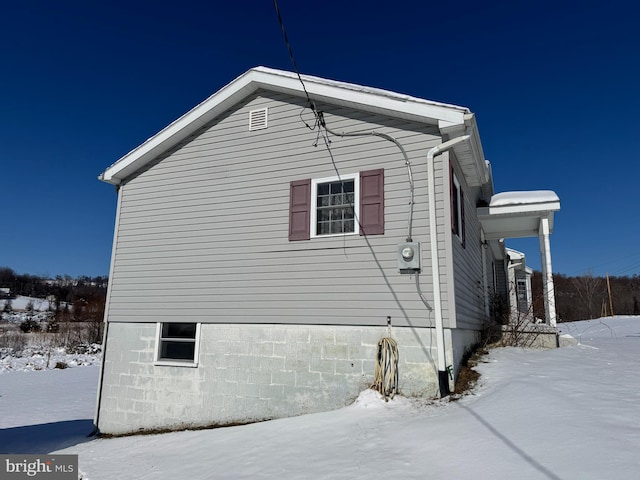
[[1, 295, 57, 313], [1, 316, 639, 479], [0, 344, 101, 373]]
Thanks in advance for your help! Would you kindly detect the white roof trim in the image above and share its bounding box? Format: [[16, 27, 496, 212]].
[[99, 67, 472, 185]]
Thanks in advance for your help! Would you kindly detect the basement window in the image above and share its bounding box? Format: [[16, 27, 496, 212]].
[[155, 322, 200, 367]]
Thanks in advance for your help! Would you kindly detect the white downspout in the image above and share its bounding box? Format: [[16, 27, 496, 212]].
[[427, 135, 470, 397]]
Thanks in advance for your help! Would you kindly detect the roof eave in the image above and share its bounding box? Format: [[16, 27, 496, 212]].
[[99, 67, 472, 185], [440, 114, 490, 188], [477, 200, 561, 241]]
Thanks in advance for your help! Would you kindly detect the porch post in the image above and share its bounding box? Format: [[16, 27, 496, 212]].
[[538, 216, 557, 326]]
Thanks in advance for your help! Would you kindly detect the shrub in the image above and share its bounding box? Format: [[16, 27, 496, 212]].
[[19, 319, 41, 333], [0, 332, 27, 353], [2, 299, 12, 313], [46, 319, 60, 333]]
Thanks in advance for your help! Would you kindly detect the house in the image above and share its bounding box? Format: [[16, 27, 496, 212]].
[[95, 67, 560, 435], [506, 248, 534, 321]]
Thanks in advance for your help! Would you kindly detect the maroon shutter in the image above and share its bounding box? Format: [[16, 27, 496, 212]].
[[450, 161, 466, 248], [460, 189, 466, 249], [289, 179, 311, 241], [359, 169, 384, 235], [450, 162, 457, 235]]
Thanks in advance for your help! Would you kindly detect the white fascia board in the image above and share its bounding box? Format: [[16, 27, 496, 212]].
[[487, 201, 560, 216], [254, 66, 470, 121], [253, 70, 468, 125], [99, 67, 471, 184], [306, 82, 467, 125], [483, 230, 539, 241]]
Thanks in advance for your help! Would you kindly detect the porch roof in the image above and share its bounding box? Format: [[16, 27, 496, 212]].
[[477, 190, 560, 240]]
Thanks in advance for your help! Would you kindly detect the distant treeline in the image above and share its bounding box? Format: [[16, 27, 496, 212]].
[[3, 266, 638, 324], [0, 266, 107, 306], [532, 272, 640, 322]]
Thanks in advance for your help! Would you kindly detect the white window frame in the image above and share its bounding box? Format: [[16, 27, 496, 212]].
[[310, 173, 360, 238], [452, 172, 463, 242], [154, 322, 201, 367]]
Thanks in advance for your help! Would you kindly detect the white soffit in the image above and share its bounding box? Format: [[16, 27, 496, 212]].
[[99, 67, 472, 185]]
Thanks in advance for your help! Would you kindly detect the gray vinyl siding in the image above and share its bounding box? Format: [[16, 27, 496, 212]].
[[107, 90, 451, 327], [450, 154, 487, 330]]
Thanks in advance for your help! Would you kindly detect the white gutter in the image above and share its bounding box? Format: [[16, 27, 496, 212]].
[[426, 134, 470, 397]]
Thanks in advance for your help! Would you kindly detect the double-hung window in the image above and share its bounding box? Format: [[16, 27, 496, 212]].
[[289, 169, 384, 241], [311, 173, 359, 237], [516, 279, 528, 313], [155, 322, 200, 366]]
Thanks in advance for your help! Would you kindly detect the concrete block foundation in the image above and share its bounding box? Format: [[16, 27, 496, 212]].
[[97, 322, 445, 435]]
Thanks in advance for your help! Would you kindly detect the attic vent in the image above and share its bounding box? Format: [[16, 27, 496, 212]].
[[249, 107, 268, 131]]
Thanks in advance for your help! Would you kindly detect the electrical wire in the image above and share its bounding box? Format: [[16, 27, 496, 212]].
[[271, 0, 426, 400], [415, 273, 434, 312], [317, 112, 416, 242], [272, 0, 316, 117], [271, 2, 415, 241], [611, 259, 640, 277]]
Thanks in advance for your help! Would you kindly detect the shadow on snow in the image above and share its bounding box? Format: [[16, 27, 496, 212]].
[[0, 419, 94, 454]]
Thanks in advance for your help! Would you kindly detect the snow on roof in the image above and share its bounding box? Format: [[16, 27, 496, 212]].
[[253, 67, 471, 113], [490, 190, 560, 207], [505, 247, 525, 259], [100, 67, 478, 185]]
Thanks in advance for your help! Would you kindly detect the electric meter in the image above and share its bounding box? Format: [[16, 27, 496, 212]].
[[397, 242, 421, 273]]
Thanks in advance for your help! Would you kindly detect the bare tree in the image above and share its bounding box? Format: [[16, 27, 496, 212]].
[[572, 271, 603, 319]]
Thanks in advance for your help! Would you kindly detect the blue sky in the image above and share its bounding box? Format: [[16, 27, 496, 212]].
[[1, 0, 638, 278]]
